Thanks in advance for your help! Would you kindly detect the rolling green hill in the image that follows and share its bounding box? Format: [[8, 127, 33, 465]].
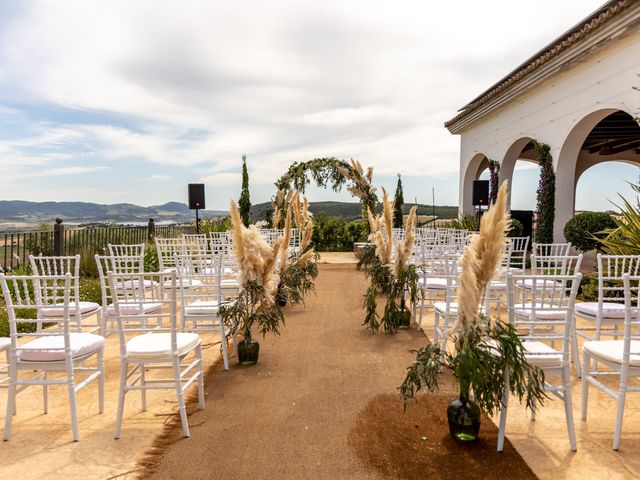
[[250, 201, 458, 222]]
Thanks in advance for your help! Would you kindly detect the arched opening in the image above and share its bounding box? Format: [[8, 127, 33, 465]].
[[499, 137, 536, 209], [556, 109, 640, 239], [460, 153, 489, 215], [575, 161, 640, 212]]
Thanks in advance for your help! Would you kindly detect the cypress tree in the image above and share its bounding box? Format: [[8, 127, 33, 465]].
[[393, 173, 404, 228], [238, 154, 251, 227]]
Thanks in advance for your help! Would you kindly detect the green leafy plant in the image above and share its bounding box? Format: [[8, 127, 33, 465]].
[[278, 251, 319, 306], [400, 321, 546, 415], [393, 174, 404, 228], [488, 160, 500, 205], [564, 212, 616, 252], [534, 140, 555, 243], [598, 183, 640, 255], [239, 154, 251, 227], [220, 280, 285, 341]]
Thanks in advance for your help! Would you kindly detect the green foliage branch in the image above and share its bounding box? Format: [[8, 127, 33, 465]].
[[400, 320, 547, 415], [219, 280, 285, 342], [598, 183, 640, 255]]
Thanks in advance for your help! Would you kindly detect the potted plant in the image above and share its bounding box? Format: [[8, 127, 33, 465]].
[[399, 182, 546, 441], [219, 201, 289, 365], [363, 188, 418, 333]]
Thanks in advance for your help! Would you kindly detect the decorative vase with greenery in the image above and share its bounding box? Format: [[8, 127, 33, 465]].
[[219, 201, 289, 365], [399, 182, 546, 442], [363, 188, 418, 333]]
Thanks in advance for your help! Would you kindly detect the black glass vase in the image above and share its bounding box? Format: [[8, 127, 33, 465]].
[[237, 337, 260, 365], [447, 396, 481, 442], [398, 310, 411, 329]]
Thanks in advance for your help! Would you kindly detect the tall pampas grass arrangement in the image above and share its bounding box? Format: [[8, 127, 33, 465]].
[[362, 187, 419, 333], [220, 200, 289, 364], [400, 181, 546, 435], [277, 192, 320, 306]]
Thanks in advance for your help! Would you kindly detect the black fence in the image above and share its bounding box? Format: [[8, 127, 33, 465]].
[[0, 219, 195, 272]]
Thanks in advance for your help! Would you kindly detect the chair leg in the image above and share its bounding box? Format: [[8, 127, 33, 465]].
[[497, 369, 510, 452], [196, 345, 205, 410], [571, 324, 581, 378], [114, 361, 128, 439], [220, 326, 229, 371], [43, 372, 49, 414], [98, 350, 105, 414], [581, 351, 590, 421], [418, 291, 425, 332], [4, 373, 17, 441], [67, 378, 79, 442], [173, 358, 190, 437], [562, 364, 577, 451], [613, 377, 628, 450], [140, 364, 147, 412]]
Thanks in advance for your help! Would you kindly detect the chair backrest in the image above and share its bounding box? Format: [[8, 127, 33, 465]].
[[532, 242, 571, 257], [0, 273, 73, 357], [175, 253, 223, 330], [95, 254, 145, 310], [108, 243, 145, 257], [507, 272, 583, 361], [621, 274, 640, 364], [108, 271, 178, 356], [595, 254, 640, 306], [509, 236, 530, 270], [29, 255, 81, 306], [531, 254, 583, 276], [155, 238, 187, 271]]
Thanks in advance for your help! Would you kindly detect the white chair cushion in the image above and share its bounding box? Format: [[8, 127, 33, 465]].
[[106, 302, 164, 316], [514, 303, 567, 320], [0, 337, 10, 351], [184, 300, 220, 315], [126, 332, 200, 359], [114, 279, 158, 289], [41, 301, 100, 318], [434, 302, 458, 314], [523, 341, 563, 367], [575, 302, 628, 319], [417, 277, 448, 290], [18, 333, 105, 362], [517, 279, 563, 289], [583, 340, 640, 366], [221, 279, 240, 289]]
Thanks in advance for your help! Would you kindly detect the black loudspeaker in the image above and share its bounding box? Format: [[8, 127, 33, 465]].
[[188, 184, 205, 210], [472, 180, 489, 206]]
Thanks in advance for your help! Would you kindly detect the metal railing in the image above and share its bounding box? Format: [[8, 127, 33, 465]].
[[0, 218, 196, 272]]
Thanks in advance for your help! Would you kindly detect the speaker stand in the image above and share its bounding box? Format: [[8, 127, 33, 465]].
[[195, 208, 200, 234]]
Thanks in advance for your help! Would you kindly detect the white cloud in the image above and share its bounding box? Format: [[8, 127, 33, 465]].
[[0, 0, 606, 207]]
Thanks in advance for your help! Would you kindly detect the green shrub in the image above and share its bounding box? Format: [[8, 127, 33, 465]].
[[508, 218, 524, 238], [311, 214, 367, 251], [564, 212, 617, 252], [144, 243, 159, 272]]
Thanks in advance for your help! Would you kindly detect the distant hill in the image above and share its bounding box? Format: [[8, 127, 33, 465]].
[[250, 201, 458, 222], [0, 200, 227, 226]]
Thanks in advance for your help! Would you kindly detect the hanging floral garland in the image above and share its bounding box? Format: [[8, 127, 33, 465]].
[[487, 159, 500, 205], [533, 141, 555, 243]]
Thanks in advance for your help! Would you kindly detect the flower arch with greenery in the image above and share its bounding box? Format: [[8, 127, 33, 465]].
[[274, 157, 378, 228]]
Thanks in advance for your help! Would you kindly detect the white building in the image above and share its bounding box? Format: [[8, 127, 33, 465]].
[[446, 0, 640, 241]]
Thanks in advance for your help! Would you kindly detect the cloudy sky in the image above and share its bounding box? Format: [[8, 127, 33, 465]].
[[0, 0, 635, 212]]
